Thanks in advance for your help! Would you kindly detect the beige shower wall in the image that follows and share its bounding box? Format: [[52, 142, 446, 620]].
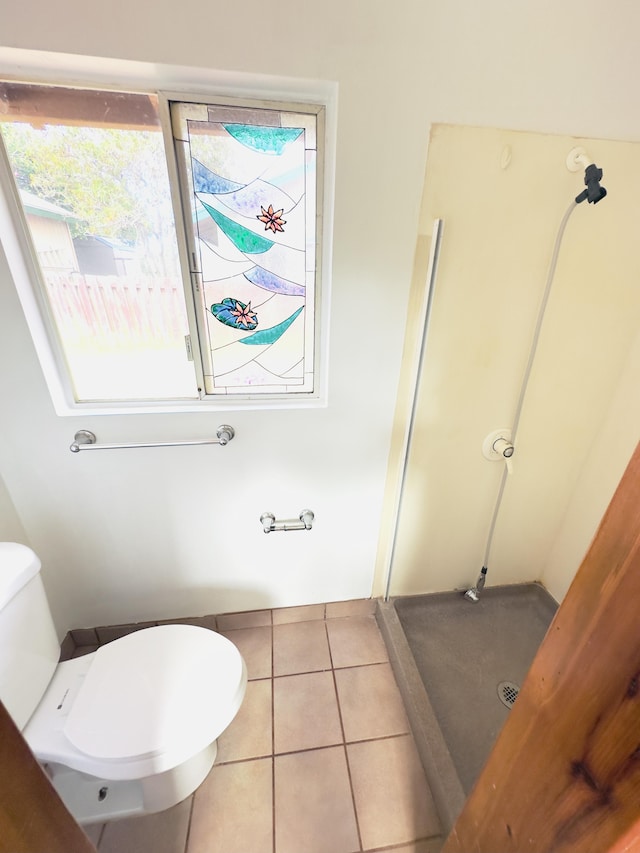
[[541, 324, 640, 602], [375, 124, 640, 600]]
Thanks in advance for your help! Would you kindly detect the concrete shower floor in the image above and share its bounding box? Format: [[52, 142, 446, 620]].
[[377, 583, 557, 833]]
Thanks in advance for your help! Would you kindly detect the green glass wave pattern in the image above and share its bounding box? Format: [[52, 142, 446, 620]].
[[200, 200, 274, 254], [223, 124, 303, 155], [239, 306, 304, 346]]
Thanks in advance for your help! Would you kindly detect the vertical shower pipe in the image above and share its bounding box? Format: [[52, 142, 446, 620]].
[[383, 219, 444, 601], [478, 200, 579, 577], [473, 157, 606, 593]]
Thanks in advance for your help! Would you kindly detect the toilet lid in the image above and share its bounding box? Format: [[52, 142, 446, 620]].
[[64, 625, 245, 765]]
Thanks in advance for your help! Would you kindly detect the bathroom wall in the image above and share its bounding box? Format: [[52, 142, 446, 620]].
[[1, 2, 640, 634], [0, 469, 28, 543], [541, 326, 640, 602], [378, 124, 640, 599]]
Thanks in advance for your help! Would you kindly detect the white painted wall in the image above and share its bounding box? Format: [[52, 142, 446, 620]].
[[1, 1, 639, 634], [0, 469, 27, 543]]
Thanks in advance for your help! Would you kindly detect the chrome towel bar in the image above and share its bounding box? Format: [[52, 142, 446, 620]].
[[70, 425, 235, 453]]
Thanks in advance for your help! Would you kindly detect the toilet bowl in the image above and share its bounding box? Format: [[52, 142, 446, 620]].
[[0, 543, 247, 824], [26, 624, 247, 823]]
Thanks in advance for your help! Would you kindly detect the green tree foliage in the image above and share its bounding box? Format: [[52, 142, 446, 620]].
[[1, 123, 179, 276]]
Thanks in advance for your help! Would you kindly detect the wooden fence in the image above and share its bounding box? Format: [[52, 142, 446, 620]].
[[43, 272, 188, 350]]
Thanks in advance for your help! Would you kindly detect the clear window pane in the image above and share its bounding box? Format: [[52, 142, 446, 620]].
[[0, 84, 198, 402]]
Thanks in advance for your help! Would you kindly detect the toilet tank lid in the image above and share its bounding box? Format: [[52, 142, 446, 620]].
[[0, 543, 41, 612], [64, 624, 246, 764]]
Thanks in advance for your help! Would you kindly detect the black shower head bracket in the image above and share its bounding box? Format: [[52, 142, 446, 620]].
[[576, 163, 607, 205]]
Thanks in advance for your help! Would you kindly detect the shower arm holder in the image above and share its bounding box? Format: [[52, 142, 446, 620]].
[[482, 429, 514, 475], [260, 510, 314, 534]]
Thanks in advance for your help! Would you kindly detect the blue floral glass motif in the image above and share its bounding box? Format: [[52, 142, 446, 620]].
[[210, 298, 258, 330]]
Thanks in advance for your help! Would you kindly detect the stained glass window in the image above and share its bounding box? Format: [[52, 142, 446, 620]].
[[171, 101, 321, 397], [0, 84, 326, 411]]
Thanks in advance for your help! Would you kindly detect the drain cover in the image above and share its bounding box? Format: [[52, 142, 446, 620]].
[[497, 681, 520, 709]]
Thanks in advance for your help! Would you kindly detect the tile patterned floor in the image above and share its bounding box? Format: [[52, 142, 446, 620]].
[[78, 600, 443, 853]]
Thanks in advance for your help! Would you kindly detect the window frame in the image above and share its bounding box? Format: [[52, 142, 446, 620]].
[[0, 78, 333, 416]]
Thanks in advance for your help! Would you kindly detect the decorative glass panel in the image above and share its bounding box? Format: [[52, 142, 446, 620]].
[[172, 101, 320, 396]]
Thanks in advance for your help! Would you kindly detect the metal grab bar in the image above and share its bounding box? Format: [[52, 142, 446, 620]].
[[70, 425, 235, 453]]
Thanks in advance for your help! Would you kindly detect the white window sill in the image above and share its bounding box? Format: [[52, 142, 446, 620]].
[[52, 394, 327, 417]]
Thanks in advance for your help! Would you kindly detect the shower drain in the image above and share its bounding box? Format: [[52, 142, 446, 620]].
[[497, 681, 520, 709]]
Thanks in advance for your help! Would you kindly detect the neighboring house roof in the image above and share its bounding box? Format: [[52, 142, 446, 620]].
[[19, 189, 77, 221], [74, 235, 135, 256]]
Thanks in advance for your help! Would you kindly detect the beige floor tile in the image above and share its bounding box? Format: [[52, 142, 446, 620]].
[[326, 599, 377, 618], [222, 625, 272, 679], [326, 615, 389, 668], [335, 663, 410, 741], [273, 620, 331, 676], [272, 603, 325, 624], [81, 607, 445, 853], [274, 671, 342, 753], [188, 758, 273, 853], [274, 747, 360, 853], [217, 609, 272, 630], [217, 678, 272, 762], [98, 797, 191, 853], [347, 736, 441, 850]]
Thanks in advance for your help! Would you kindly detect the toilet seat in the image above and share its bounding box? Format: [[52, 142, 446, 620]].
[[24, 624, 247, 781]]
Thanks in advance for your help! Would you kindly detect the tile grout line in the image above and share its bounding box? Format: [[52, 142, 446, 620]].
[[324, 619, 364, 853], [270, 660, 388, 679], [215, 732, 413, 767]]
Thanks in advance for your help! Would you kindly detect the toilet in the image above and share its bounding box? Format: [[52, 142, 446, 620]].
[[0, 542, 247, 824]]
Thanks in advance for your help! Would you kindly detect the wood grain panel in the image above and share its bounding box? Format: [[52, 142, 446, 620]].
[[444, 441, 640, 853], [0, 700, 96, 853]]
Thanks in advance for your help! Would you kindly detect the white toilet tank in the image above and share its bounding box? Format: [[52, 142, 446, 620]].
[[0, 543, 60, 730]]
